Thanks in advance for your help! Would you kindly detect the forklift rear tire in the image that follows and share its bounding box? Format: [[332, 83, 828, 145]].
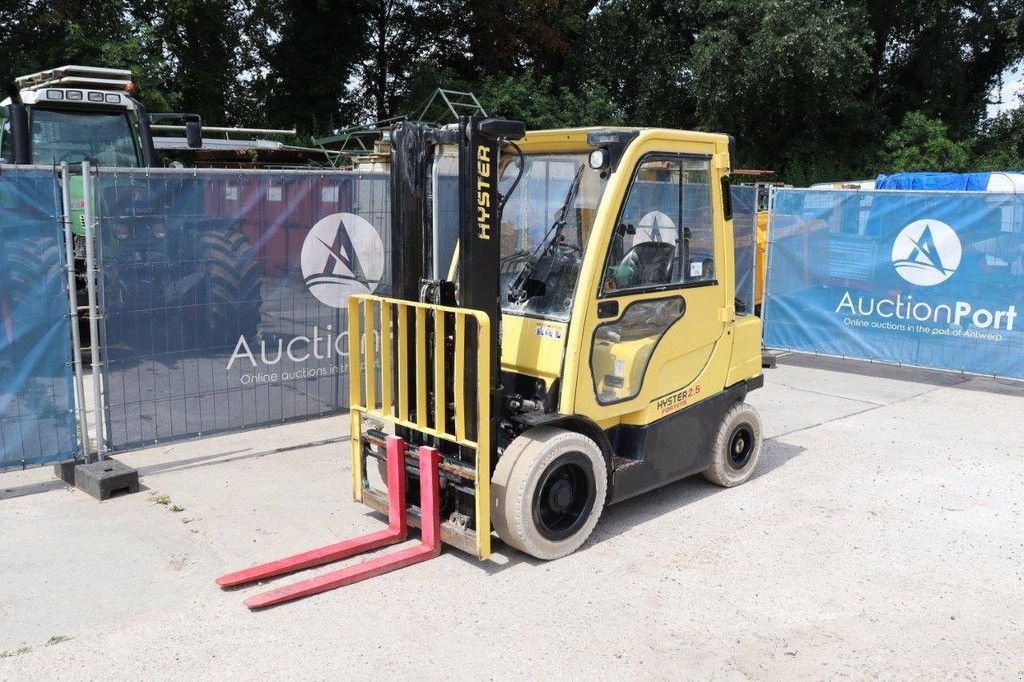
[[703, 401, 763, 487], [491, 427, 607, 560]]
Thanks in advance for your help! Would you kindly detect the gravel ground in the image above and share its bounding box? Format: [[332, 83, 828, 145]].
[[0, 355, 1021, 680]]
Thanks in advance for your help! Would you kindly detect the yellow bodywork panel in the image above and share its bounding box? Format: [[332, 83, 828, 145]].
[[500, 316, 567, 385], [755, 210, 768, 308], [496, 127, 762, 432], [727, 314, 763, 387]]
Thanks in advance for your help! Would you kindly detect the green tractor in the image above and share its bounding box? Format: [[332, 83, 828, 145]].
[[0, 65, 262, 348]]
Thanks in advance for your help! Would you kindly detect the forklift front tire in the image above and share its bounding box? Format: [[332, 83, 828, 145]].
[[492, 427, 607, 560], [703, 401, 763, 487]]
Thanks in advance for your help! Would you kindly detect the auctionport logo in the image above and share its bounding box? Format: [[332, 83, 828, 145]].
[[834, 217, 1016, 339], [891, 219, 961, 286], [300, 212, 385, 308]]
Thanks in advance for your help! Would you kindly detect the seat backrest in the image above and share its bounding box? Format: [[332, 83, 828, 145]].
[[620, 241, 675, 286]]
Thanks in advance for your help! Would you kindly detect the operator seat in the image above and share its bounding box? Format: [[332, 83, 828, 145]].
[[615, 241, 676, 287]]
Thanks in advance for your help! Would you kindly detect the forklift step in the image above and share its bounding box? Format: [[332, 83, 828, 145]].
[[242, 445, 442, 609], [216, 434, 410, 589]]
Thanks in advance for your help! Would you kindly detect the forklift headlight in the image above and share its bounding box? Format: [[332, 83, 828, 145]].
[[588, 148, 608, 170], [113, 223, 132, 240], [151, 222, 167, 239]]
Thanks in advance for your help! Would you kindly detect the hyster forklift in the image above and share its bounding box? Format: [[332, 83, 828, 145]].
[[219, 117, 765, 608]]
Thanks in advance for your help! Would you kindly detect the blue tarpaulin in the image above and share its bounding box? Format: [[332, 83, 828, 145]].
[[764, 188, 1024, 379], [0, 169, 78, 470], [875, 172, 1024, 192]]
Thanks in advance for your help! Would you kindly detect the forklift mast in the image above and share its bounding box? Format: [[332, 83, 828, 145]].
[[389, 115, 525, 455]]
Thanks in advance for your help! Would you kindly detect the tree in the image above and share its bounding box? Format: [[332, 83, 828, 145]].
[[353, 1, 427, 122], [883, 111, 971, 172], [129, 0, 247, 123], [859, 0, 1024, 138], [456, 0, 598, 82], [478, 68, 622, 129], [0, 0, 175, 110], [258, 0, 371, 135], [690, 0, 874, 183], [973, 104, 1024, 170], [584, 0, 699, 129]]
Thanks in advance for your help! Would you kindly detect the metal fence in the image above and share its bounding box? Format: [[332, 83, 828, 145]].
[[0, 165, 789, 471], [763, 188, 1024, 379], [731, 184, 757, 314], [92, 168, 390, 452], [0, 166, 79, 471]]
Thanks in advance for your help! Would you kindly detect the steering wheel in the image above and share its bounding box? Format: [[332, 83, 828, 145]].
[[608, 242, 675, 288]]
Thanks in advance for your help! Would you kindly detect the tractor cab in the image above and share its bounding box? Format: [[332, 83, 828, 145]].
[[0, 65, 205, 169]]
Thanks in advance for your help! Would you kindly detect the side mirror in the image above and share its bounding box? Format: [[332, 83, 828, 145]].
[[185, 121, 203, 149], [7, 103, 30, 164]]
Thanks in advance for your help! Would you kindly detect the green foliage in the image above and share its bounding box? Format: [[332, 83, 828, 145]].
[[257, 0, 371, 134], [585, 0, 698, 128], [1, 0, 1022, 181], [883, 112, 971, 172], [479, 69, 622, 129], [859, 0, 1023, 139], [973, 106, 1024, 170], [692, 0, 875, 178]]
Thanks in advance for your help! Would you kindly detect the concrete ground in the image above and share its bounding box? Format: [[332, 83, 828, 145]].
[[0, 355, 1022, 679]]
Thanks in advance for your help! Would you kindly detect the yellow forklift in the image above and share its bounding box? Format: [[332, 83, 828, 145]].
[[219, 118, 765, 608]]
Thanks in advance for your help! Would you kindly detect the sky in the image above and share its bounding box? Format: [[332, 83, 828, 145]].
[[988, 61, 1024, 117]]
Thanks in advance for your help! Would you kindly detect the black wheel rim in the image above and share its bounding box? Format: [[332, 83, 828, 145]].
[[728, 424, 755, 470], [532, 452, 597, 542]]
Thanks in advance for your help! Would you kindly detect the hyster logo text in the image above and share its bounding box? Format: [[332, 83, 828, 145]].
[[891, 219, 962, 286], [476, 145, 491, 240], [300, 212, 385, 308]]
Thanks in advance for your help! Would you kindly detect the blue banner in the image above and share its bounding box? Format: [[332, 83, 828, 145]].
[[0, 169, 77, 470], [764, 189, 1024, 379], [96, 169, 390, 451]]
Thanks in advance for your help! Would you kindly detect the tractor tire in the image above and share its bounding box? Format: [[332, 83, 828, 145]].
[[6, 235, 62, 305], [199, 229, 263, 344], [1, 235, 64, 366], [703, 401, 763, 487], [491, 427, 607, 560], [3, 235, 63, 326]]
